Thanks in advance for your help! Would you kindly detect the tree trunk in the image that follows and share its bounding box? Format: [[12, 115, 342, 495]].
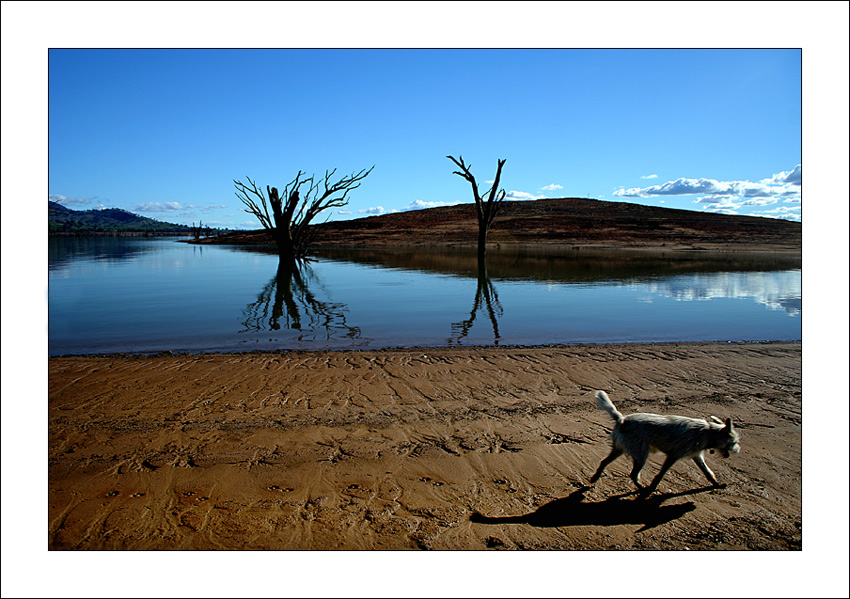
[[477, 223, 489, 259], [272, 228, 297, 263]]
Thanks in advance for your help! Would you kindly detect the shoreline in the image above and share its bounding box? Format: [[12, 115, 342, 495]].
[[48, 337, 801, 359], [49, 340, 802, 550], [188, 236, 803, 256]]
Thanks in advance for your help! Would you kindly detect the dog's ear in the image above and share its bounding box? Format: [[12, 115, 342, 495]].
[[724, 417, 733, 429], [709, 416, 723, 425]]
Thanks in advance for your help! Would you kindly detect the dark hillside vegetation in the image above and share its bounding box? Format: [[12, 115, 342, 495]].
[[49, 201, 197, 235], [196, 197, 801, 253]]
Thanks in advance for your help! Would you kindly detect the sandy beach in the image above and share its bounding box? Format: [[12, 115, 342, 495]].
[[48, 341, 801, 551]]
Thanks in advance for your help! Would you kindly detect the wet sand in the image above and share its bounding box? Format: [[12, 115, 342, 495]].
[[48, 341, 802, 552]]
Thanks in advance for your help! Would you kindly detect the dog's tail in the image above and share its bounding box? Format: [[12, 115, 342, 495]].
[[595, 390, 624, 425]]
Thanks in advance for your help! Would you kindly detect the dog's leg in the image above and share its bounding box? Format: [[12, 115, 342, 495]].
[[693, 453, 721, 487], [645, 454, 678, 494], [629, 450, 649, 489], [590, 447, 623, 484]]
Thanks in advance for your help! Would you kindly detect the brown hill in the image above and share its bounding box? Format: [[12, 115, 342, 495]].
[[202, 197, 801, 253]]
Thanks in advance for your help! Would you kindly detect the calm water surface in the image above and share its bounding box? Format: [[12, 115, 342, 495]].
[[48, 237, 801, 356]]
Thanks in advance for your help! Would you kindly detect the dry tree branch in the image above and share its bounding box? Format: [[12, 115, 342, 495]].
[[447, 155, 507, 226], [234, 176, 274, 230]]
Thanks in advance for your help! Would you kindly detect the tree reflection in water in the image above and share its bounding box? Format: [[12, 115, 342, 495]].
[[241, 260, 361, 341], [449, 257, 503, 345]]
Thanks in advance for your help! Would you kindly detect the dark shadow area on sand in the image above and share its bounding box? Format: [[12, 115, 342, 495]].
[[470, 485, 716, 532]]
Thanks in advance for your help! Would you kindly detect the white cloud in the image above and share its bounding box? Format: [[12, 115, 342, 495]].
[[613, 186, 643, 198], [616, 178, 729, 197], [614, 165, 802, 220], [136, 202, 226, 214], [49, 194, 95, 207], [505, 190, 547, 201], [693, 195, 732, 206], [761, 205, 802, 222], [403, 199, 459, 211], [700, 206, 740, 216], [359, 206, 388, 215], [359, 199, 462, 216], [784, 164, 802, 186], [761, 164, 801, 187], [136, 201, 185, 212], [696, 194, 777, 208], [540, 183, 563, 191], [640, 174, 658, 179]]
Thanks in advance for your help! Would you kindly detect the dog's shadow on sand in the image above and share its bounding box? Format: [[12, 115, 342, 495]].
[[470, 486, 713, 532]]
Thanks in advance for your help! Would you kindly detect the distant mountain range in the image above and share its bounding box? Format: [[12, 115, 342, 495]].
[[49, 201, 194, 234]]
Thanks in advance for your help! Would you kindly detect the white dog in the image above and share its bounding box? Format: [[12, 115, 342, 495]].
[[590, 390, 740, 494]]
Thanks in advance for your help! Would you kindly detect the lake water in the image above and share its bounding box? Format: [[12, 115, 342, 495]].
[[48, 236, 802, 356]]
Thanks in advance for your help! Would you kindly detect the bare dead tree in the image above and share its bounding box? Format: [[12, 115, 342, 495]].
[[447, 155, 506, 258], [235, 166, 374, 262]]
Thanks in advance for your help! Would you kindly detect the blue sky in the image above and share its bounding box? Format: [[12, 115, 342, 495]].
[[48, 48, 802, 227]]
